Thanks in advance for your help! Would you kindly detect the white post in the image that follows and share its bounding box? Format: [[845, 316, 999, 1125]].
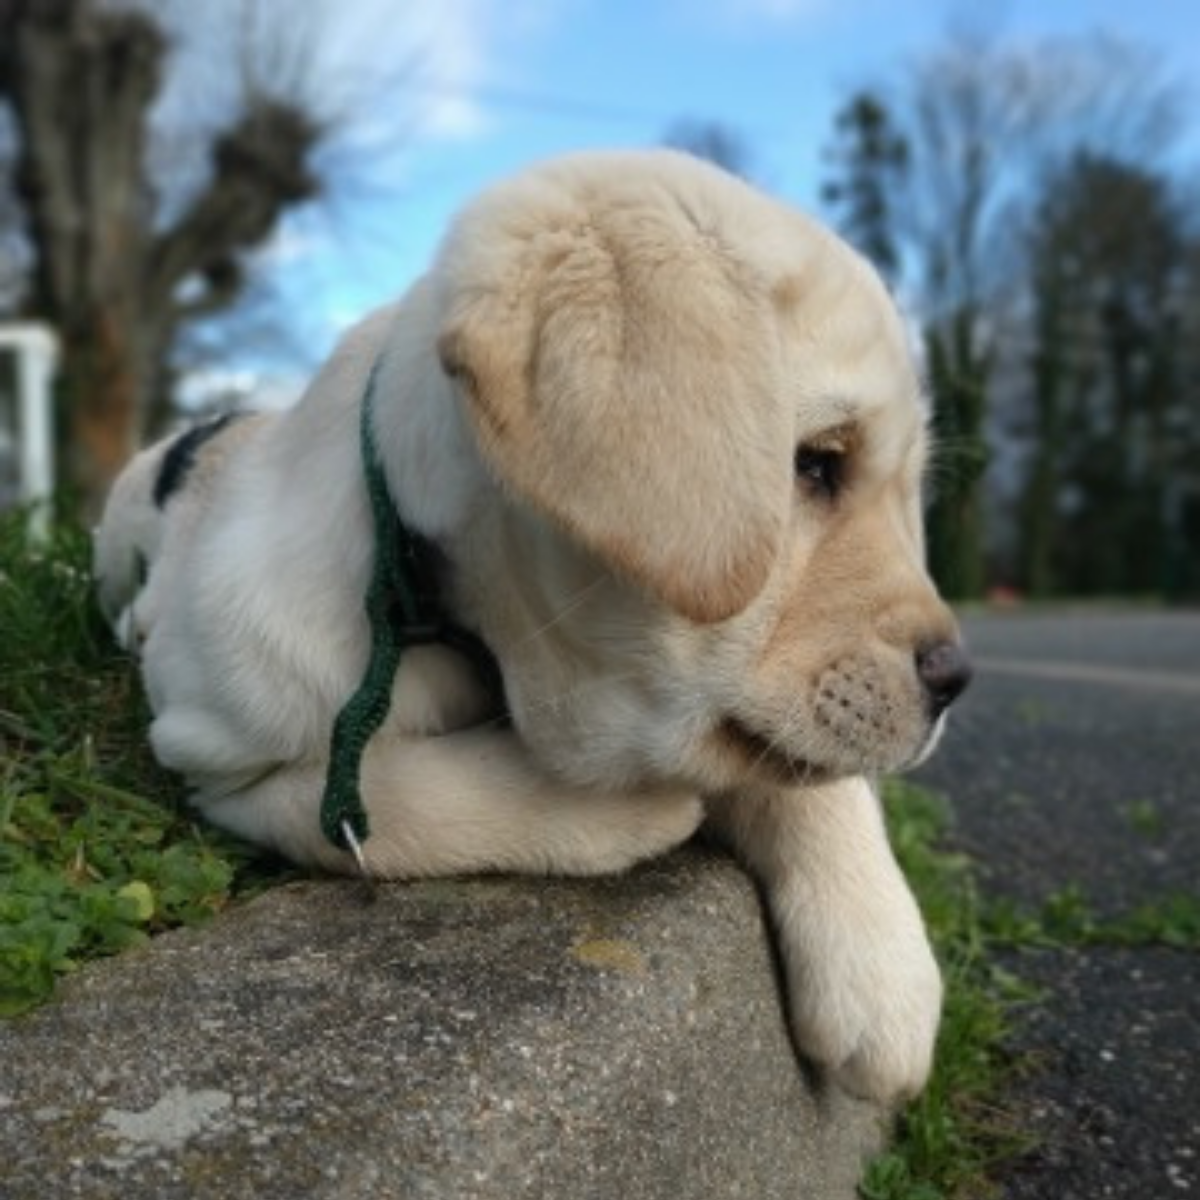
[[0, 323, 59, 540]]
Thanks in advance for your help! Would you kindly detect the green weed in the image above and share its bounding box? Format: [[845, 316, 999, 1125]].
[[861, 782, 1033, 1200], [985, 883, 1200, 951], [0, 509, 272, 1016], [1123, 799, 1165, 839], [868, 786, 1199, 1198], [1, 509, 1037, 1194], [1014, 699, 1049, 726], [7, 511, 1189, 1199]]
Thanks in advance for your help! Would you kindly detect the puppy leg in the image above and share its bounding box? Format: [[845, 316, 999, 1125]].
[[704, 777, 941, 1104], [201, 728, 703, 879]]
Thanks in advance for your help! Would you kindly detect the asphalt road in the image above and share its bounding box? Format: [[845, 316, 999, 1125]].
[[913, 609, 1200, 1199]]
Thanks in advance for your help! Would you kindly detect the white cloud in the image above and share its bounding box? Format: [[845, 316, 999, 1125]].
[[177, 367, 307, 413], [414, 3, 493, 140], [323, 0, 576, 145], [253, 226, 326, 269], [343, 0, 493, 142], [139, 0, 577, 163]]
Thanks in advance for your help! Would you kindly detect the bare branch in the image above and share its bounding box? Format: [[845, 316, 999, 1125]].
[[147, 97, 320, 314]]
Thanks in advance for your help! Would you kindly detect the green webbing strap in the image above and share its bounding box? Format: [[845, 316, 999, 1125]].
[[319, 362, 504, 855], [320, 363, 410, 851]]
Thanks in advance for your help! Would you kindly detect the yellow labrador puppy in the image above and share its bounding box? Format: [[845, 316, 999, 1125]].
[[95, 150, 970, 1104]]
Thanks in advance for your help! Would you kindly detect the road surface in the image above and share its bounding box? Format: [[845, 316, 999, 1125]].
[[914, 609, 1200, 1199]]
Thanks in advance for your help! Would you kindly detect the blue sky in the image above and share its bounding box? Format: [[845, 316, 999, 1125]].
[[205, 0, 1200, 399]]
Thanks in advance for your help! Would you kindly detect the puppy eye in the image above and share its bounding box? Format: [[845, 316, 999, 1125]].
[[794, 444, 844, 499]]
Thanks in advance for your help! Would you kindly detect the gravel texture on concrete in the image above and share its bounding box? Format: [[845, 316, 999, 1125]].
[[0, 849, 884, 1200]]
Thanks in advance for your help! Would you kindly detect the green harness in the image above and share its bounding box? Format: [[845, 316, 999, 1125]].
[[319, 362, 501, 860]]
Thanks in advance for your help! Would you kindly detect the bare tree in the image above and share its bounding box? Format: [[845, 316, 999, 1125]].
[[823, 38, 1007, 597], [821, 93, 907, 284], [0, 0, 399, 514], [822, 29, 1186, 599], [1021, 154, 1196, 596]]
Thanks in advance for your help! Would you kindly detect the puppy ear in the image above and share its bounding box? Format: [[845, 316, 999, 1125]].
[[438, 217, 790, 623]]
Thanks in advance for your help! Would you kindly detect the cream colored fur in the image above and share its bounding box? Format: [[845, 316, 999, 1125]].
[[94, 150, 967, 1104]]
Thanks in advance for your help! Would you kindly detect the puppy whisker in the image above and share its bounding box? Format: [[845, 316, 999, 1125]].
[[508, 576, 609, 652], [470, 669, 646, 734]]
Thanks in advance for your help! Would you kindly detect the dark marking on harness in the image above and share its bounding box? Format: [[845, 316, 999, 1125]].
[[153, 413, 244, 510]]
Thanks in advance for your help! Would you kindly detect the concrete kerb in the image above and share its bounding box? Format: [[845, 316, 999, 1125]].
[[0, 847, 886, 1200]]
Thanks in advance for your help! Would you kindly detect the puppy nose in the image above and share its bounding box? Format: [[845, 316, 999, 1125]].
[[916, 640, 972, 715]]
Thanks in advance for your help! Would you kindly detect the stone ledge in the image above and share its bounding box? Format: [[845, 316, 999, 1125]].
[[0, 847, 885, 1199]]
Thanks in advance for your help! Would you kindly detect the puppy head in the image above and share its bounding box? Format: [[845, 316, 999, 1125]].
[[433, 151, 967, 790]]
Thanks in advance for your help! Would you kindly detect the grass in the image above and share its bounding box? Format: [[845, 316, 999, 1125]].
[[0, 506, 1040, 1196], [1123, 798, 1165, 840], [983, 883, 1200, 951], [4, 508, 1190, 1197], [862, 783, 1035, 1200], [1, 505, 1036, 1197], [0, 508, 272, 1017], [865, 786, 1200, 1200]]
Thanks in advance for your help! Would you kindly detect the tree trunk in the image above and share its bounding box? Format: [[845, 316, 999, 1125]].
[[1019, 268, 1069, 598], [61, 310, 164, 508], [1, 0, 320, 517], [925, 316, 989, 600], [2, 0, 161, 514]]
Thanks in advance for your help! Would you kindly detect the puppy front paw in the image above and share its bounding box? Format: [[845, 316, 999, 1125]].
[[774, 876, 942, 1104]]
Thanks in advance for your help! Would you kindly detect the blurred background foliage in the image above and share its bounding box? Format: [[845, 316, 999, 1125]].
[[821, 32, 1199, 601], [0, 1, 1197, 599]]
